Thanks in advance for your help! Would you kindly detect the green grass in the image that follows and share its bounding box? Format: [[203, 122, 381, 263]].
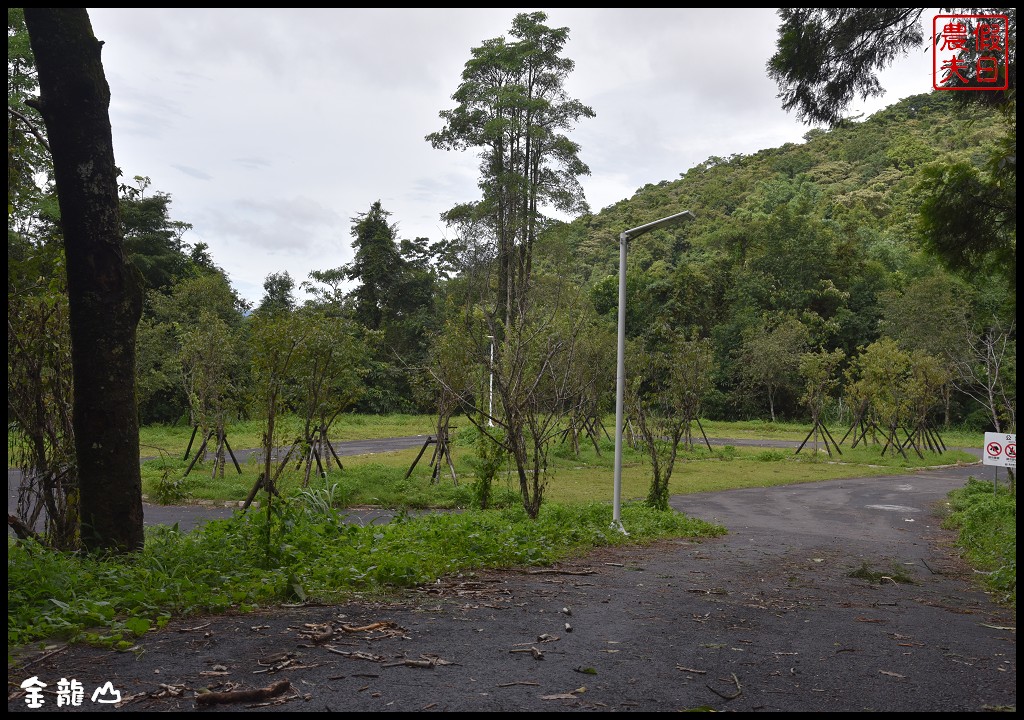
[[139, 426, 977, 508], [941, 478, 1017, 607], [8, 501, 723, 650]]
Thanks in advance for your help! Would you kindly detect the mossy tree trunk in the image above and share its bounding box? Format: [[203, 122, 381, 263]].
[[25, 8, 145, 553]]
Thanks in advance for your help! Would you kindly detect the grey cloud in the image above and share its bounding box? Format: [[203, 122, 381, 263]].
[[172, 165, 213, 181]]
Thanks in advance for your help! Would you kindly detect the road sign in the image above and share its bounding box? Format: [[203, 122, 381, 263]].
[[983, 432, 1016, 468]]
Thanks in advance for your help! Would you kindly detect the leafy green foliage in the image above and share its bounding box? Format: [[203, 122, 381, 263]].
[[943, 478, 1016, 607], [119, 176, 195, 293], [467, 424, 509, 509], [335, 202, 442, 413], [767, 7, 1016, 301], [8, 502, 723, 648], [428, 10, 594, 330], [917, 160, 1016, 289], [257, 271, 296, 315]]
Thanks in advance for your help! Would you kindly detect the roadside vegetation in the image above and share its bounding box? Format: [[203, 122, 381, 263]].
[[138, 416, 978, 506], [8, 501, 723, 652], [942, 479, 1017, 607]]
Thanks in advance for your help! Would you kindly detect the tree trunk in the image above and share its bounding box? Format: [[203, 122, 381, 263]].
[[25, 8, 145, 553]]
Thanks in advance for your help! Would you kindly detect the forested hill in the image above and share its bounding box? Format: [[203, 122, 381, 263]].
[[561, 90, 1003, 284], [535, 89, 1012, 421]]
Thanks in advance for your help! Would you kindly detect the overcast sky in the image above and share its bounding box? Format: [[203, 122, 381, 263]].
[[87, 8, 938, 306]]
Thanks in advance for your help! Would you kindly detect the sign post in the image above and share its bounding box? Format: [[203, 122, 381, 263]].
[[983, 432, 1016, 468], [982, 432, 1015, 492]]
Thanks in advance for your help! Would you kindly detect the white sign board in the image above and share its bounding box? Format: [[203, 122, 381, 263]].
[[983, 432, 1016, 468]]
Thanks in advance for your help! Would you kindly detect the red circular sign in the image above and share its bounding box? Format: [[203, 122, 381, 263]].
[[1007, 444, 1016, 459], [987, 442, 1002, 457]]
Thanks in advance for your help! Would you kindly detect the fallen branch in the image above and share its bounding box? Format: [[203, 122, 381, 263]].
[[510, 647, 544, 660], [196, 679, 291, 706], [675, 665, 707, 674], [706, 673, 741, 700], [498, 681, 540, 688], [178, 622, 212, 633], [7, 514, 42, 543], [16, 644, 68, 671], [304, 623, 334, 643], [381, 654, 453, 669], [526, 569, 595, 576], [341, 621, 396, 633], [324, 647, 384, 662]]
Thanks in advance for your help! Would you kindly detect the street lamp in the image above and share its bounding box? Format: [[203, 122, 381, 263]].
[[612, 210, 696, 532], [486, 335, 494, 427]]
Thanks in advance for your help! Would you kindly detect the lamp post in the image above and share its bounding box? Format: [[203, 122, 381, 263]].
[[486, 335, 494, 427], [613, 210, 695, 532]]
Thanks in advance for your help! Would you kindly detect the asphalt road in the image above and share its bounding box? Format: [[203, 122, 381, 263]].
[[7, 457, 1015, 712]]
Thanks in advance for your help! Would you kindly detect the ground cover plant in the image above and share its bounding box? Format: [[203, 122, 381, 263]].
[[942, 478, 1017, 607], [7, 501, 723, 651]]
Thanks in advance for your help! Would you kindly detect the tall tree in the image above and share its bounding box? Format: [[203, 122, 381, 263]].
[[628, 335, 716, 511], [427, 11, 595, 330], [346, 200, 401, 332], [257, 270, 296, 315], [24, 8, 144, 552], [119, 175, 194, 294], [339, 203, 441, 413], [738, 314, 811, 422]]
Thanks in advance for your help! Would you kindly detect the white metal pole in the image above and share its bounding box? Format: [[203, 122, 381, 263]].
[[612, 231, 629, 532], [493, 335, 497, 426], [612, 210, 694, 533]]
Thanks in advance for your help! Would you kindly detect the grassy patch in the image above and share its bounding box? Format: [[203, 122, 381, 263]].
[[140, 434, 970, 507], [140, 431, 977, 508], [847, 561, 916, 585], [7, 501, 723, 650], [942, 478, 1016, 608], [9, 416, 1001, 657]]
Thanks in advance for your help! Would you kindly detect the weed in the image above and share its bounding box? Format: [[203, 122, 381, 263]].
[[943, 478, 1016, 607], [8, 502, 723, 649], [847, 561, 916, 585], [297, 482, 341, 517]]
